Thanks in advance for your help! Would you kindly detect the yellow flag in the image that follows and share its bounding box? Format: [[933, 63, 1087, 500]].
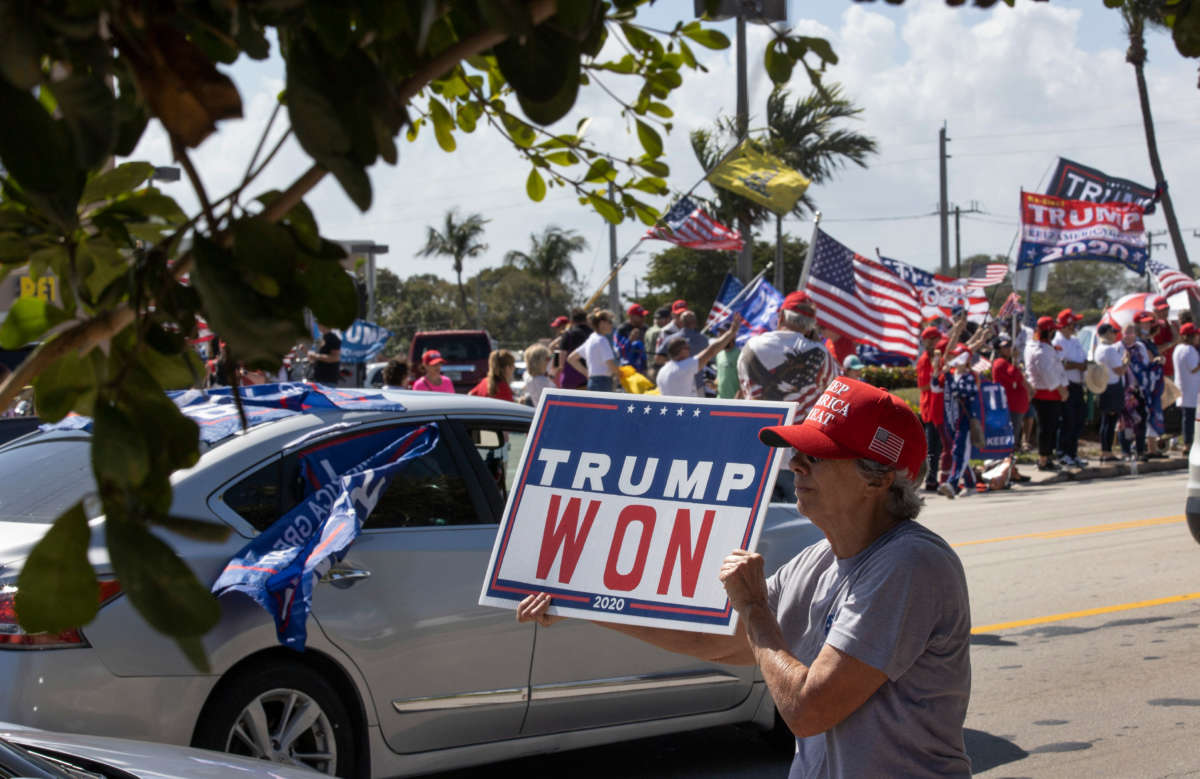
[[708, 143, 810, 215]]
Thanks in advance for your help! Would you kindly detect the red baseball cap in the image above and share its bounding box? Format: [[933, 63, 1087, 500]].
[[1056, 308, 1083, 326], [781, 290, 816, 315], [421, 349, 446, 366], [1133, 311, 1155, 323], [935, 336, 950, 351], [1036, 316, 1058, 331], [1152, 295, 1169, 310], [759, 377, 926, 481], [549, 315, 569, 329], [627, 303, 648, 318], [671, 299, 688, 314], [1180, 322, 1197, 336], [920, 326, 942, 341]]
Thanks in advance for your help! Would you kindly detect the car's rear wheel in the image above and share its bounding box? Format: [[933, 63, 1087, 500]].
[[193, 664, 356, 778]]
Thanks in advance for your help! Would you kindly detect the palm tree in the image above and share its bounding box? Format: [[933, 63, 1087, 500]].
[[691, 84, 878, 229], [1120, 1, 1199, 313], [504, 226, 588, 322], [416, 209, 489, 325]]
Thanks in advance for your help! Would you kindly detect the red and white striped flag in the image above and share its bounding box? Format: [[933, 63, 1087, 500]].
[[997, 292, 1024, 320], [645, 196, 744, 251], [1148, 259, 1199, 299], [805, 229, 922, 359], [965, 263, 1008, 289]]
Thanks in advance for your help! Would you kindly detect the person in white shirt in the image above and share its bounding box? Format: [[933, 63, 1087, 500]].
[[1024, 316, 1070, 471], [567, 309, 620, 392], [1052, 309, 1089, 467], [1092, 323, 1128, 461], [1172, 322, 1200, 449], [656, 316, 741, 397]]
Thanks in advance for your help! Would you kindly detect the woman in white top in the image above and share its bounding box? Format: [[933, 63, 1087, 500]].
[[1093, 323, 1128, 461], [1024, 316, 1069, 471], [567, 309, 620, 392], [519, 344, 556, 407], [1173, 322, 1200, 449]]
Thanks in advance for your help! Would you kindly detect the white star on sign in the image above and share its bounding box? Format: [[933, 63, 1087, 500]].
[[627, 404, 635, 413], [643, 405, 652, 414], [676, 408, 685, 416], [693, 408, 701, 417], [659, 407, 668, 415]]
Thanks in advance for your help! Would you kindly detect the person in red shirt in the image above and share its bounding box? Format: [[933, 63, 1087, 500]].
[[990, 334, 1032, 452], [468, 349, 516, 402], [915, 326, 945, 492], [1150, 295, 1179, 380]]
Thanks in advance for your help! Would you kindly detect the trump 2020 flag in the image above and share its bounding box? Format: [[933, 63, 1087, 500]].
[[877, 254, 990, 323], [212, 423, 439, 650], [975, 381, 1015, 457], [339, 319, 394, 364], [704, 273, 784, 346], [1016, 192, 1148, 274], [704, 273, 745, 333]]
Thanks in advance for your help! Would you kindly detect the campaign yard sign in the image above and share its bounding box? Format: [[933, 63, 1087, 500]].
[[1016, 192, 1148, 274], [479, 390, 795, 634]]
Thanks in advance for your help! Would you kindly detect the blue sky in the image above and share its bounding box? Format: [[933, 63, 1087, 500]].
[[127, 0, 1200, 306]]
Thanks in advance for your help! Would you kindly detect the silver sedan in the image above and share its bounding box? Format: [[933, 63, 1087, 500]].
[[0, 390, 820, 777]]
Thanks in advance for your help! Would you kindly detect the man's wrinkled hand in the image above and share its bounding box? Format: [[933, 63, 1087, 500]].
[[719, 549, 769, 613], [516, 592, 565, 627]]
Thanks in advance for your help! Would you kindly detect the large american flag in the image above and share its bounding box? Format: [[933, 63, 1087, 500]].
[[645, 197, 744, 251], [1148, 259, 1199, 298], [807, 229, 922, 359], [965, 263, 1008, 289]]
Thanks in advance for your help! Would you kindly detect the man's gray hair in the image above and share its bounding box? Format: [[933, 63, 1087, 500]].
[[854, 458, 926, 522], [781, 308, 817, 336]]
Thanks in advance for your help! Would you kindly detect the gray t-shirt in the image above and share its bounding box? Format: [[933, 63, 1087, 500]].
[[766, 521, 972, 778]]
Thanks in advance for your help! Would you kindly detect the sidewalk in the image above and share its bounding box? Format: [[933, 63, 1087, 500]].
[[1022, 451, 1188, 486]]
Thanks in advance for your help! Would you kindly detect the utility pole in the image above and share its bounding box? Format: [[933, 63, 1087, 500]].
[[607, 182, 620, 313], [735, 14, 752, 283], [953, 201, 982, 277], [939, 123, 950, 276]]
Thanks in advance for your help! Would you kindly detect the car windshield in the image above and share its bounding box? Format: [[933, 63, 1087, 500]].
[[0, 439, 95, 523], [414, 335, 490, 361]]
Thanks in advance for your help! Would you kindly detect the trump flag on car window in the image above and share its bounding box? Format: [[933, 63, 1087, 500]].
[[478, 390, 795, 634]]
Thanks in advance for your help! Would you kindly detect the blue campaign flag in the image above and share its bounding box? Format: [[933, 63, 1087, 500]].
[[732, 276, 784, 347], [857, 344, 913, 367], [339, 319, 394, 364], [212, 423, 440, 650], [975, 380, 1014, 457]]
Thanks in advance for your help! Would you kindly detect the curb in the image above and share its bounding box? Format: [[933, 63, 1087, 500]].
[[1032, 457, 1187, 485]]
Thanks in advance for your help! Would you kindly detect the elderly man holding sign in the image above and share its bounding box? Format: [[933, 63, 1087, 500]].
[[518, 378, 972, 778]]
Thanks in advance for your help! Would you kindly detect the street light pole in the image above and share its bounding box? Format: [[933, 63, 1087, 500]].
[[348, 242, 389, 322]]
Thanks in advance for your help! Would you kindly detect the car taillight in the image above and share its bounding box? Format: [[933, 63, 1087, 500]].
[[0, 580, 122, 648]]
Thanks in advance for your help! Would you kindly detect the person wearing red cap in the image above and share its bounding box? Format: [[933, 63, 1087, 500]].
[[653, 299, 689, 354], [737, 290, 839, 414], [412, 349, 454, 393], [1024, 316, 1069, 471], [915, 326, 946, 491], [1052, 309, 1088, 467], [1149, 295, 1180, 383], [516, 378, 972, 777], [1173, 322, 1200, 449], [615, 303, 649, 374]]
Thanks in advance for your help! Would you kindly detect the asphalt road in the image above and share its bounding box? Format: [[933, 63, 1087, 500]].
[[430, 471, 1198, 778]]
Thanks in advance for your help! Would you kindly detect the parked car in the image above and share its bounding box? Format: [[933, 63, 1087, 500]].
[[408, 330, 493, 392], [1188, 430, 1200, 544], [0, 721, 324, 778], [0, 390, 821, 778]]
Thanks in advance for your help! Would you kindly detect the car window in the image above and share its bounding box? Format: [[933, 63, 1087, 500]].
[[463, 423, 530, 507], [222, 458, 285, 532], [368, 436, 480, 528], [0, 439, 94, 523]]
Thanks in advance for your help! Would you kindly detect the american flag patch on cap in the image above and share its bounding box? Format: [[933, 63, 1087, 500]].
[[868, 426, 903, 462]]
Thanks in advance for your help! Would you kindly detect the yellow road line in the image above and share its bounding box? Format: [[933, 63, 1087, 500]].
[[952, 515, 1184, 548], [973, 592, 1200, 634]]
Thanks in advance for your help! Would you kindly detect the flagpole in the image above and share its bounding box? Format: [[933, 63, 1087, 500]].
[[580, 142, 752, 312], [797, 211, 822, 290]]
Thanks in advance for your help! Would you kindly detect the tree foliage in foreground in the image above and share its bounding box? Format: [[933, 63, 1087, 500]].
[[0, 0, 839, 659]]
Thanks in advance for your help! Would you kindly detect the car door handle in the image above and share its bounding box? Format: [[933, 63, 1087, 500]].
[[323, 566, 372, 589]]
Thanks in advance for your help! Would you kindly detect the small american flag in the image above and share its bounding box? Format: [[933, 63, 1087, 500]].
[[646, 197, 744, 251], [998, 292, 1024, 319], [966, 263, 1008, 289], [1148, 259, 1199, 299], [868, 426, 904, 463]]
